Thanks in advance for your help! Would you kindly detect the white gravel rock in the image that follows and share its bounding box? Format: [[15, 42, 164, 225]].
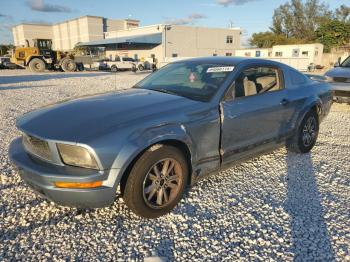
[[0, 70, 349, 261]]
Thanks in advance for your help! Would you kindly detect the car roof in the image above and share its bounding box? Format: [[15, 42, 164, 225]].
[[176, 56, 287, 68]]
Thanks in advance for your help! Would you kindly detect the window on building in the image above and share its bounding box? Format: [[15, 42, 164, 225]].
[[172, 53, 178, 58], [275, 52, 283, 57], [302, 51, 309, 57], [213, 53, 218, 56], [268, 52, 272, 57], [226, 53, 232, 56], [226, 35, 233, 44], [234, 67, 283, 98], [292, 49, 300, 57], [134, 54, 139, 61], [315, 51, 319, 56], [256, 51, 261, 57]]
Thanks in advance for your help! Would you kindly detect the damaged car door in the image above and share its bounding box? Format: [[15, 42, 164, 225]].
[[220, 64, 293, 164]]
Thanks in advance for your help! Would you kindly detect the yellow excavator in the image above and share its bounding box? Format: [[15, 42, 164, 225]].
[[11, 39, 80, 72]]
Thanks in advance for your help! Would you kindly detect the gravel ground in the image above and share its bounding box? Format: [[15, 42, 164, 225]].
[[0, 70, 349, 261]]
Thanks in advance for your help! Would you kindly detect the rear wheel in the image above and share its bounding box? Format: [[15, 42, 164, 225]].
[[111, 65, 118, 72], [29, 58, 45, 72], [61, 59, 77, 72], [122, 145, 189, 218], [138, 64, 144, 71], [287, 110, 319, 153]]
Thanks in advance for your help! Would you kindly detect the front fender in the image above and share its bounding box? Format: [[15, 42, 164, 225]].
[[105, 123, 193, 187]]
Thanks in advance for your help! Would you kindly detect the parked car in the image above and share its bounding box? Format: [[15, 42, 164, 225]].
[[0, 56, 18, 69], [325, 56, 350, 103], [9, 57, 332, 218], [106, 56, 139, 72]]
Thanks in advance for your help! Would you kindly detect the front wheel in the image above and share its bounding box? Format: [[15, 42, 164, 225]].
[[29, 58, 45, 72], [287, 110, 319, 153], [122, 145, 189, 218]]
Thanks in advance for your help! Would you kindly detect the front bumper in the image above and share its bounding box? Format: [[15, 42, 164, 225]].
[[328, 82, 350, 103], [9, 138, 116, 208]]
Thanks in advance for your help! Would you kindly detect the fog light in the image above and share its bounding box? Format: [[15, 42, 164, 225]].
[[54, 181, 102, 188]]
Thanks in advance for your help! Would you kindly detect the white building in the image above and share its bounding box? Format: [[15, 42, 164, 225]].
[[12, 16, 140, 51], [234, 43, 324, 71], [12, 16, 242, 64]]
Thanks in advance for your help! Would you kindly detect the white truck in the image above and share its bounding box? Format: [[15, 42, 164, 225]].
[[106, 57, 147, 72]]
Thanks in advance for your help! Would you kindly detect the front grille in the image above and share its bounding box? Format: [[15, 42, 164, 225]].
[[22, 134, 52, 162], [333, 77, 349, 83]]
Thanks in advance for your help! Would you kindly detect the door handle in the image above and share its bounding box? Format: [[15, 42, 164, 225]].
[[280, 99, 290, 106]]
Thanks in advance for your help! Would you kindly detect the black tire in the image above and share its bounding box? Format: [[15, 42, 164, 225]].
[[111, 65, 118, 72], [77, 63, 84, 71], [29, 58, 45, 72], [132, 65, 137, 73], [61, 59, 77, 72], [138, 64, 144, 71], [287, 110, 319, 153], [122, 145, 189, 218]]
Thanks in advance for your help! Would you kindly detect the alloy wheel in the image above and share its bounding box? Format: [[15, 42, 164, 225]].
[[142, 158, 183, 209], [302, 116, 317, 147]]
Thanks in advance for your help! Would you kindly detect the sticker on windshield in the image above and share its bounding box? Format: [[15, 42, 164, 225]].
[[207, 66, 234, 73]]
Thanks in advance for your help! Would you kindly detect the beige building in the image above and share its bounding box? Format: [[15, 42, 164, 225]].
[[12, 16, 140, 51], [81, 24, 241, 63], [12, 16, 241, 64]]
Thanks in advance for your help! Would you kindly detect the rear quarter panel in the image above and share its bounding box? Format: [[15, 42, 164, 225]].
[[284, 67, 332, 130]]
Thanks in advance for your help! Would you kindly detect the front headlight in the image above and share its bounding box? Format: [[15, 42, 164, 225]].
[[57, 144, 99, 170]]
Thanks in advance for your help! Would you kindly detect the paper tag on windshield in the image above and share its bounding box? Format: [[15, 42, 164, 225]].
[[207, 66, 234, 73]]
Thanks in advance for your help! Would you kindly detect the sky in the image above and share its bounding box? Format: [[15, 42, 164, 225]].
[[0, 0, 346, 45]]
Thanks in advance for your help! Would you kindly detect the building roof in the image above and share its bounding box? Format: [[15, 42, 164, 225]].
[[77, 33, 162, 47], [12, 16, 140, 28]]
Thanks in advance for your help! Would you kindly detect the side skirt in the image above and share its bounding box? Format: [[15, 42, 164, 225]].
[[190, 138, 288, 186]]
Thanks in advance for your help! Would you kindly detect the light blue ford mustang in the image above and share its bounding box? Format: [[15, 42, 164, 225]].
[[9, 57, 332, 218]]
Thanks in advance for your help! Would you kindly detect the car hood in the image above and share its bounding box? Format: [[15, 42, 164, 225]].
[[17, 88, 200, 142], [325, 67, 350, 78]]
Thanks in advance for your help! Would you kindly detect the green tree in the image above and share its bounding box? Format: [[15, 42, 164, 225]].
[[315, 20, 350, 52], [250, 31, 307, 48], [271, 0, 332, 40]]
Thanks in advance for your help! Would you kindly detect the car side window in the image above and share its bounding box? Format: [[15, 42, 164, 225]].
[[234, 66, 283, 98]]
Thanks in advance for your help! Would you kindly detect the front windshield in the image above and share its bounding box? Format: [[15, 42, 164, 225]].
[[134, 61, 235, 102], [341, 56, 350, 67]]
